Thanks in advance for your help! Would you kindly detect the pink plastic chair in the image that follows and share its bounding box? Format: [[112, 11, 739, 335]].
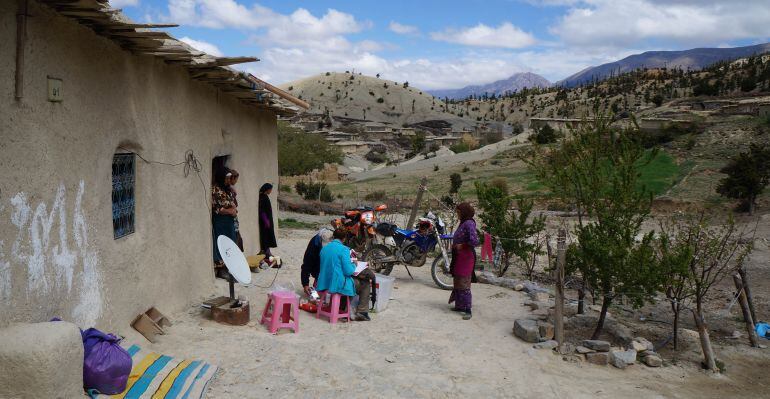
[[260, 291, 300, 334], [481, 232, 493, 262], [316, 291, 351, 324]]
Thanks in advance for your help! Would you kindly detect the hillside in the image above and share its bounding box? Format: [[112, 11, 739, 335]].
[[281, 72, 481, 127], [428, 72, 551, 100], [559, 43, 770, 88]]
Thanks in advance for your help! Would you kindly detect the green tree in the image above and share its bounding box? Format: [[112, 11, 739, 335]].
[[278, 122, 343, 176], [528, 114, 665, 338], [656, 213, 753, 371], [716, 144, 770, 215], [449, 173, 462, 194], [410, 133, 426, 156], [475, 182, 546, 278]]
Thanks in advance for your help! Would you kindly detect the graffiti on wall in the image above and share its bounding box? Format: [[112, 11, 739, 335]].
[[0, 180, 103, 327]]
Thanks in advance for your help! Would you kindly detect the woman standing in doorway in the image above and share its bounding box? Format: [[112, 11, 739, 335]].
[[258, 183, 277, 261], [448, 202, 479, 320], [212, 166, 237, 277]]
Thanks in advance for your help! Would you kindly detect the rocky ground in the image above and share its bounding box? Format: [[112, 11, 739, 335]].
[[119, 227, 768, 399]]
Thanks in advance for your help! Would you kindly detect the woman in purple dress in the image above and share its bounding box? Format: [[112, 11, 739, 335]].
[[449, 202, 479, 320]]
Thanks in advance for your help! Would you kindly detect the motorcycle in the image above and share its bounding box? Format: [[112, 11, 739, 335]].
[[330, 204, 387, 252], [363, 212, 455, 290]]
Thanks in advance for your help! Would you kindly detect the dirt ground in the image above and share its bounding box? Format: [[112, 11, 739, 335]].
[[120, 226, 768, 399]]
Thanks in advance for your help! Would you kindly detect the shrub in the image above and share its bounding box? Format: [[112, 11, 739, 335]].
[[529, 124, 559, 144], [450, 142, 471, 153], [434, 164, 439, 171], [449, 173, 462, 194], [364, 150, 388, 164], [364, 190, 387, 201], [488, 177, 509, 194], [462, 166, 470, 173], [279, 184, 292, 193], [295, 180, 334, 202], [377, 97, 384, 103], [427, 142, 441, 153]]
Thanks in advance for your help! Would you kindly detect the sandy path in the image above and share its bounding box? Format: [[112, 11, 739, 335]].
[[123, 228, 752, 399]]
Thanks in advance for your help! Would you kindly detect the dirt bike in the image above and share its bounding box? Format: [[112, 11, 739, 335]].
[[363, 212, 454, 290], [330, 204, 387, 252]]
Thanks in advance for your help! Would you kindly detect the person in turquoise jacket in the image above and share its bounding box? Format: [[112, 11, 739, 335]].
[[317, 229, 372, 321]]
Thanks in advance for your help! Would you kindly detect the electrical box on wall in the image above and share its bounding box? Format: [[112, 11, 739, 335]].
[[47, 77, 62, 102]]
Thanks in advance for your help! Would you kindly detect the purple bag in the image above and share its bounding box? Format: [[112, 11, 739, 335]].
[[81, 328, 132, 394]]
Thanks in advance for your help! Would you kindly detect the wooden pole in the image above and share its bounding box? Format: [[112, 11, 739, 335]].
[[738, 267, 757, 323], [407, 177, 428, 229], [555, 229, 566, 350], [733, 274, 759, 348], [15, 0, 28, 100]]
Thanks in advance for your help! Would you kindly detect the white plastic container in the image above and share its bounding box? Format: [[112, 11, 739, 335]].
[[373, 273, 396, 313]]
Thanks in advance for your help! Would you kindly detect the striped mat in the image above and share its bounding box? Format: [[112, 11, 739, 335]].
[[90, 344, 218, 399]]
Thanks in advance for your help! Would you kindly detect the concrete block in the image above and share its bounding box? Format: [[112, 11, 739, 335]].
[[0, 322, 84, 399]]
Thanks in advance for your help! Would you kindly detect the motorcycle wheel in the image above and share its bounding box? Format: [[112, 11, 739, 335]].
[[363, 244, 394, 275], [431, 256, 453, 290]]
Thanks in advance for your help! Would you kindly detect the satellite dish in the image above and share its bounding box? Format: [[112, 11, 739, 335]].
[[217, 235, 251, 285]]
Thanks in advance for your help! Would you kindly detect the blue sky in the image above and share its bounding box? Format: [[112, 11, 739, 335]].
[[114, 0, 770, 90]]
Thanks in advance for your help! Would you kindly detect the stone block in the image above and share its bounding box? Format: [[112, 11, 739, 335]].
[[610, 349, 637, 369], [585, 352, 609, 365], [575, 345, 595, 354], [513, 319, 540, 343], [581, 339, 610, 352], [0, 322, 84, 399]]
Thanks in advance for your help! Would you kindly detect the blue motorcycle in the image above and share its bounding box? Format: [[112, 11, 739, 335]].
[[362, 212, 454, 290]]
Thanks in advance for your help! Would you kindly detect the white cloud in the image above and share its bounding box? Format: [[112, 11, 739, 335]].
[[551, 0, 770, 48], [430, 22, 537, 49], [389, 21, 419, 35], [110, 0, 139, 7], [179, 36, 223, 56]]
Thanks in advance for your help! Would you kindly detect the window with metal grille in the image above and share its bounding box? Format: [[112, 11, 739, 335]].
[[112, 153, 136, 239]]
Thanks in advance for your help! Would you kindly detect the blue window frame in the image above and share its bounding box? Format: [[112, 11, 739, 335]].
[[112, 153, 136, 239]]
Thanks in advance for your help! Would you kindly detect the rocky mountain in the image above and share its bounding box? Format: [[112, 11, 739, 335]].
[[559, 43, 770, 88], [280, 72, 480, 127], [428, 72, 551, 100]]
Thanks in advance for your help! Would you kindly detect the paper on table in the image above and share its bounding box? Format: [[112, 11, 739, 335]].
[[354, 261, 368, 276]]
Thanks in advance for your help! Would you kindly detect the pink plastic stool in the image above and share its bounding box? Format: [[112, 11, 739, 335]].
[[481, 232, 493, 262], [316, 291, 351, 324], [260, 291, 300, 334]]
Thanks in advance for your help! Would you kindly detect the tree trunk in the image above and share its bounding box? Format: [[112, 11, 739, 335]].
[[577, 288, 585, 315], [748, 195, 755, 216], [591, 295, 612, 340], [670, 301, 680, 351], [693, 304, 717, 371], [738, 267, 757, 323]]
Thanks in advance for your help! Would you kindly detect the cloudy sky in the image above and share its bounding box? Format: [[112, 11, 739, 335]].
[[115, 0, 770, 90]]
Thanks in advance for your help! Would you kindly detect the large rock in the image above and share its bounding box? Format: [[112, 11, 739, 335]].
[[610, 349, 637, 369], [641, 352, 663, 367], [585, 352, 609, 365], [514, 319, 540, 343], [581, 340, 610, 352], [575, 346, 596, 354], [633, 337, 654, 352], [0, 322, 84, 399]]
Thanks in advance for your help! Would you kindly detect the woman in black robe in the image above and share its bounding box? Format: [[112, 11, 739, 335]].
[[258, 183, 277, 258]]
